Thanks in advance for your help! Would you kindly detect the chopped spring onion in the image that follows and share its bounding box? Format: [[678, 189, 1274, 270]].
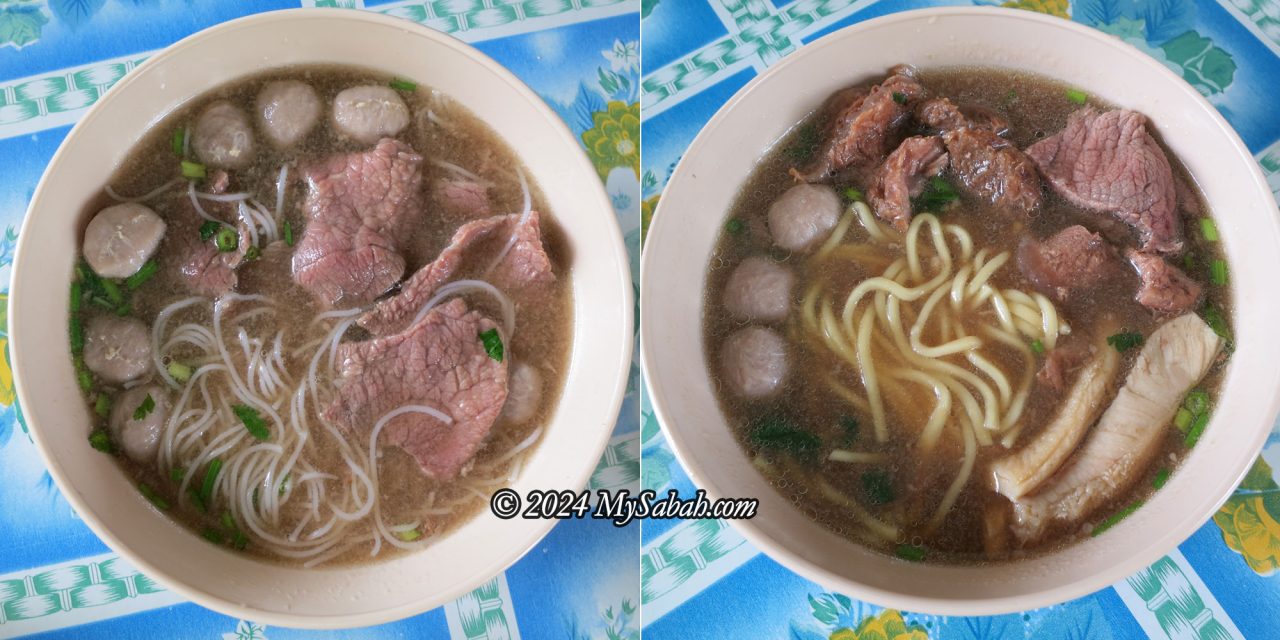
[[1185, 412, 1210, 447], [132, 394, 156, 421], [188, 487, 206, 513], [88, 428, 113, 453], [221, 511, 235, 531], [114, 302, 131, 317], [170, 467, 185, 483], [1091, 500, 1143, 536], [1173, 407, 1193, 432], [214, 226, 238, 253], [244, 245, 261, 261], [390, 78, 418, 92], [843, 187, 863, 202], [69, 317, 84, 355], [1153, 468, 1171, 489], [914, 177, 959, 212], [1030, 339, 1045, 354], [891, 91, 907, 104], [138, 483, 169, 510], [839, 415, 859, 446], [199, 220, 221, 241], [394, 528, 422, 542], [724, 218, 744, 234], [861, 471, 895, 505], [232, 404, 270, 441], [1184, 389, 1210, 415], [89, 296, 113, 311], [70, 281, 82, 314], [748, 416, 821, 460], [93, 393, 111, 419], [232, 531, 249, 550], [75, 360, 93, 392], [199, 458, 222, 508], [1106, 331, 1143, 352], [1199, 218, 1219, 242], [181, 161, 207, 180], [167, 361, 193, 383], [1065, 88, 1088, 105], [479, 328, 504, 362], [1202, 304, 1231, 341], [100, 278, 124, 306], [283, 220, 295, 246], [895, 544, 926, 562], [1210, 259, 1228, 285], [125, 260, 159, 290], [171, 127, 185, 156], [201, 527, 224, 544]]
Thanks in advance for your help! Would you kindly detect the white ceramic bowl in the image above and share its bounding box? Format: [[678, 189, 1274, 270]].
[[641, 7, 1280, 615], [10, 9, 632, 629]]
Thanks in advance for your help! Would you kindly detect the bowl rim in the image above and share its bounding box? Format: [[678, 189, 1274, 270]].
[[640, 5, 1280, 615], [10, 7, 633, 628]]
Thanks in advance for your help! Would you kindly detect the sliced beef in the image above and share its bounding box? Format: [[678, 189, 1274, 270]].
[[798, 65, 925, 181], [292, 138, 424, 308], [942, 127, 1042, 212], [993, 339, 1118, 500], [324, 298, 508, 480], [1017, 225, 1118, 301], [1126, 249, 1202, 315], [1010, 314, 1221, 543], [1036, 341, 1090, 392], [1026, 108, 1180, 254], [867, 135, 948, 232], [162, 200, 245, 297], [915, 97, 1009, 135], [434, 178, 491, 218], [359, 211, 554, 336]]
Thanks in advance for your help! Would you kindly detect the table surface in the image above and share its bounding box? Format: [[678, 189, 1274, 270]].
[[0, 1, 641, 639], [639, 1, 1280, 639]]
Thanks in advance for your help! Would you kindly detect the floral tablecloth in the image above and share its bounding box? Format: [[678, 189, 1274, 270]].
[[0, 1, 641, 638], [639, 1, 1280, 638]]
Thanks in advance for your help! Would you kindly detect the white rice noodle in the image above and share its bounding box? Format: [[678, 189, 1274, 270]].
[[105, 177, 184, 203], [484, 168, 532, 276], [411, 279, 516, 337]]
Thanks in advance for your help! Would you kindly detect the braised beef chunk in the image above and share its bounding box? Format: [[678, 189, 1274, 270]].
[[942, 127, 1042, 212], [1017, 225, 1118, 301], [1036, 339, 1091, 392], [1126, 248, 1202, 314], [292, 138, 424, 307], [359, 211, 555, 336], [325, 298, 508, 480], [798, 65, 925, 181], [915, 97, 1010, 136], [868, 135, 949, 232], [1026, 108, 1181, 254]]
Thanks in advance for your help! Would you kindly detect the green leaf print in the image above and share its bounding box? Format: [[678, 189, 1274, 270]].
[[1161, 31, 1237, 94], [640, 446, 673, 492], [0, 3, 47, 49], [641, 0, 659, 18]]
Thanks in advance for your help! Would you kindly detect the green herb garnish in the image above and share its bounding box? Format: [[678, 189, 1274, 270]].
[[168, 361, 193, 383], [132, 394, 156, 421], [172, 127, 186, 156], [1091, 500, 1143, 536], [199, 220, 221, 241], [1201, 303, 1231, 342], [1153, 468, 1171, 489], [1199, 218, 1219, 242], [1185, 412, 1210, 447], [283, 220, 295, 246], [244, 245, 261, 261], [1030, 339, 1045, 355], [181, 161, 206, 180], [1106, 331, 1144, 353], [221, 511, 236, 531], [1065, 88, 1088, 105], [748, 415, 822, 460], [895, 544, 926, 562], [69, 317, 84, 355], [100, 278, 124, 306], [170, 467, 186, 483], [394, 528, 422, 542], [1184, 389, 1210, 415], [70, 281, 82, 314], [138, 483, 169, 510], [214, 226, 238, 253], [724, 218, 745, 235], [232, 531, 249, 550], [914, 177, 959, 212], [1209, 259, 1228, 286], [891, 91, 907, 104], [232, 404, 270, 441], [94, 393, 111, 419], [199, 458, 222, 509], [839, 415, 859, 446], [861, 471, 895, 505], [1173, 407, 1193, 432], [842, 187, 863, 202], [75, 359, 93, 392], [125, 260, 159, 290], [201, 527, 223, 544], [479, 328, 504, 362], [389, 78, 418, 92], [88, 428, 113, 454]]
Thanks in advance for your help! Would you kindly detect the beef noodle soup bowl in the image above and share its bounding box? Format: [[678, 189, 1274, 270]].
[[641, 8, 1280, 615], [10, 10, 630, 628]]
